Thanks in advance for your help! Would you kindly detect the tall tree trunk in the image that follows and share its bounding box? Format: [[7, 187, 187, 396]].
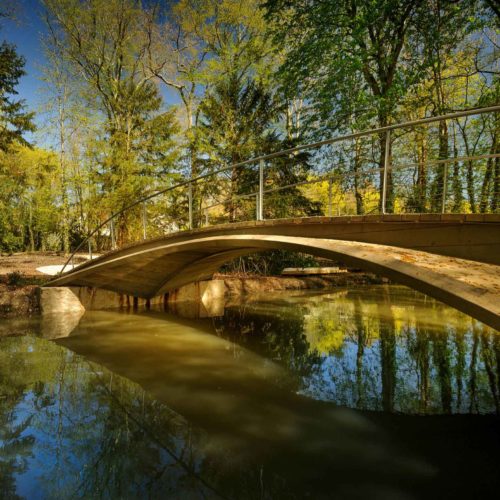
[[463, 134, 477, 213], [190, 143, 201, 228], [416, 127, 427, 212], [378, 115, 393, 213], [187, 98, 202, 229], [492, 156, 499, 212], [432, 119, 449, 212], [430, 2, 448, 213], [58, 93, 70, 254], [451, 122, 463, 212], [490, 119, 499, 212], [353, 138, 364, 215], [28, 201, 35, 252], [479, 156, 494, 213]]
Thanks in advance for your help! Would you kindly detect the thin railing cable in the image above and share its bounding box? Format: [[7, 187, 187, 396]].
[[198, 151, 500, 215]]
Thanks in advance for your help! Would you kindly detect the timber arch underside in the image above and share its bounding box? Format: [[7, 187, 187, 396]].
[[47, 216, 500, 329]]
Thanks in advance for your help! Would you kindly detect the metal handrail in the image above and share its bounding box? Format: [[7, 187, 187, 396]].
[[58, 105, 500, 275], [213, 105, 500, 170]]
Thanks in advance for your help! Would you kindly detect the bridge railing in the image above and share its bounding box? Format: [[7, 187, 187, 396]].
[[61, 105, 500, 273]]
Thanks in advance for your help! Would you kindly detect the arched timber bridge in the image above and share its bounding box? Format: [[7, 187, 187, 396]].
[[47, 107, 500, 329], [48, 214, 500, 329]]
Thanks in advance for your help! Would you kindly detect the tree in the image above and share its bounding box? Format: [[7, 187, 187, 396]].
[[0, 39, 35, 151], [266, 0, 435, 212], [196, 74, 279, 221], [43, 0, 179, 244], [418, 0, 477, 212], [144, 0, 279, 228], [265, 0, 493, 215], [0, 145, 61, 252]]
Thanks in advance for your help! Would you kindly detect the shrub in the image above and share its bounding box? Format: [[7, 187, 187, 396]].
[[0, 232, 23, 254], [6, 271, 24, 287], [44, 232, 62, 252]]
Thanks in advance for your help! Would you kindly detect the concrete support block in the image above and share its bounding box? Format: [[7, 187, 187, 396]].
[[166, 280, 225, 318], [38, 287, 86, 339], [200, 279, 225, 303], [69, 287, 128, 310], [39, 287, 85, 314]]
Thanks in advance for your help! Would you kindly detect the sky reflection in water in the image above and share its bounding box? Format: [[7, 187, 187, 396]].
[[0, 285, 499, 499]]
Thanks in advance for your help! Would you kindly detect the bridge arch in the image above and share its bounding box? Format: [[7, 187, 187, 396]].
[[48, 218, 500, 329]]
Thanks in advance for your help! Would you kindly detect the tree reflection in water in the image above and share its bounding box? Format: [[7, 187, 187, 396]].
[[216, 286, 500, 414], [0, 336, 228, 498], [0, 284, 499, 498]]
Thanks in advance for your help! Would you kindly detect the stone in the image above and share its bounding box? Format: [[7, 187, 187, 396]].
[[39, 287, 85, 314]]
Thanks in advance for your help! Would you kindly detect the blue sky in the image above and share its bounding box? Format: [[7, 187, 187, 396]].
[[2, 0, 47, 121], [2, 0, 181, 147]]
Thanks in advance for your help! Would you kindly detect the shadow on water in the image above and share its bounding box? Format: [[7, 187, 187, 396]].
[[0, 285, 499, 499]]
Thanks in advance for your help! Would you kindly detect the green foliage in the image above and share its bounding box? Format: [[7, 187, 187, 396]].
[[0, 0, 498, 268], [43, 0, 181, 243], [0, 40, 35, 151], [0, 145, 62, 252], [264, 0, 490, 212], [196, 73, 321, 222]]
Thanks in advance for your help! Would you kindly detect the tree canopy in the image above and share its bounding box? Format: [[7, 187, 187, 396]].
[[0, 0, 498, 254]]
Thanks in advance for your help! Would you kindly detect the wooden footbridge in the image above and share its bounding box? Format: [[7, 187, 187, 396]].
[[47, 107, 500, 329]]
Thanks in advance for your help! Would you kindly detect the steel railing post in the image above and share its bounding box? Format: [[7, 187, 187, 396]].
[[258, 160, 264, 221], [188, 182, 193, 229], [142, 202, 147, 239], [88, 238, 92, 260], [381, 129, 391, 214]]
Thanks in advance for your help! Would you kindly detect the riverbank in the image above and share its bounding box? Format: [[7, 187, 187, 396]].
[[0, 271, 387, 318], [0, 282, 40, 316], [0, 252, 89, 316]]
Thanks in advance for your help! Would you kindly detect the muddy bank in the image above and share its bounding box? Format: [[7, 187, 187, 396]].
[[216, 272, 387, 296], [0, 272, 387, 318], [0, 283, 40, 317]]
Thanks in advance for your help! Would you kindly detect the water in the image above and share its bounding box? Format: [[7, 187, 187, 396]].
[[0, 285, 499, 499]]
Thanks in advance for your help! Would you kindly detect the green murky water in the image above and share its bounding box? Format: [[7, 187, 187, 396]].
[[0, 285, 499, 499]]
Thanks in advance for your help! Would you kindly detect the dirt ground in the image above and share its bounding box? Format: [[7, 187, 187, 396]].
[[0, 253, 88, 280]]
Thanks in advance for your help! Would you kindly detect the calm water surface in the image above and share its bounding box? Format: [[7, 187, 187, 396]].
[[0, 285, 499, 499]]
